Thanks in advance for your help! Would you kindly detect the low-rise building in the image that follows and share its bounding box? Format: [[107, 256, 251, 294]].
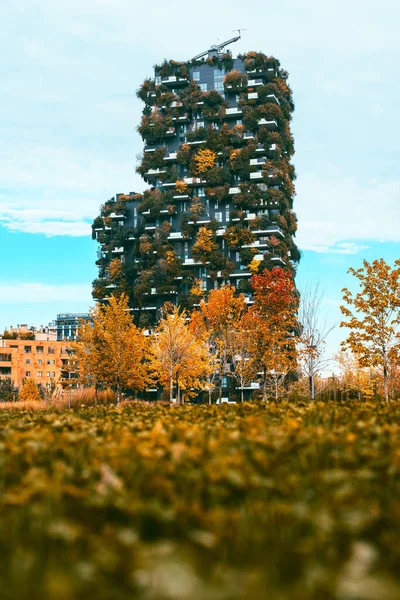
[[0, 338, 69, 389]]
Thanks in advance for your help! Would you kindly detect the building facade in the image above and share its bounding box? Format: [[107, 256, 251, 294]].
[[0, 338, 69, 389], [92, 48, 299, 327], [50, 313, 92, 341]]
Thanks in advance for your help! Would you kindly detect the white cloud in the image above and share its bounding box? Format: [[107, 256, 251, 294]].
[[296, 175, 400, 253], [0, 283, 92, 304]]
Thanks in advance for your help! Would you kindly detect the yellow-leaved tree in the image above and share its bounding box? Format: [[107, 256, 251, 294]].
[[150, 306, 211, 404], [73, 294, 150, 402], [19, 378, 41, 403], [192, 285, 246, 401], [340, 259, 400, 403]]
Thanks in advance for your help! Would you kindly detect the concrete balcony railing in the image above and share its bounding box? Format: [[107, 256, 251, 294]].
[[164, 152, 177, 161], [168, 232, 184, 240], [247, 92, 258, 100], [243, 132, 255, 140], [229, 186, 240, 195], [225, 107, 243, 117], [247, 78, 264, 87], [109, 213, 126, 219], [161, 76, 189, 86], [258, 118, 278, 130], [247, 67, 276, 79], [111, 247, 124, 254], [144, 168, 167, 179]]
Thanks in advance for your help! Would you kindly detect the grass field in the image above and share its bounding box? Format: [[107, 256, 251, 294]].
[[1, 401, 400, 599]]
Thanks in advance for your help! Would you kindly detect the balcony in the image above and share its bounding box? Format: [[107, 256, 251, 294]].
[[258, 119, 278, 130], [247, 92, 258, 100], [243, 132, 255, 140], [271, 256, 286, 266], [172, 114, 190, 123], [265, 93, 280, 105], [186, 139, 206, 146], [229, 186, 240, 195], [164, 152, 177, 161], [161, 181, 176, 188], [247, 67, 276, 80], [106, 283, 116, 289], [183, 176, 205, 186], [183, 258, 204, 266], [173, 193, 190, 200], [164, 127, 176, 137], [188, 217, 211, 225], [144, 168, 167, 179], [247, 78, 264, 87], [250, 157, 266, 166], [253, 226, 284, 238], [225, 107, 243, 117], [168, 232, 183, 240], [109, 213, 126, 219], [161, 76, 189, 86], [144, 224, 157, 231], [111, 247, 124, 254], [250, 172, 263, 180]]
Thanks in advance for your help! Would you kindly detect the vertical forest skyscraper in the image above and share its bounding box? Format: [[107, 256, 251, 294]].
[[92, 41, 299, 327]]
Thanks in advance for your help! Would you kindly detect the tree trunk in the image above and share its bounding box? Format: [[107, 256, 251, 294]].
[[169, 371, 173, 404], [275, 376, 279, 402], [309, 375, 315, 400], [384, 365, 389, 403], [241, 386, 244, 403], [208, 389, 212, 405], [176, 374, 180, 406], [263, 367, 267, 402]]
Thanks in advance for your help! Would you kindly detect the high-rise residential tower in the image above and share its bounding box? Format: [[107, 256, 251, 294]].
[[92, 41, 299, 327]]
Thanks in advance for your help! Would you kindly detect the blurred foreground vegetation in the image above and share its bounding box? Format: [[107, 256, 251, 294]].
[[1, 401, 400, 599]]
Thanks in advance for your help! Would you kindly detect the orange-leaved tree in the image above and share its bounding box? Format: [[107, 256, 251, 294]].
[[340, 258, 400, 403], [248, 267, 298, 401], [73, 294, 150, 402], [19, 378, 41, 403], [150, 306, 211, 404], [193, 285, 246, 401]]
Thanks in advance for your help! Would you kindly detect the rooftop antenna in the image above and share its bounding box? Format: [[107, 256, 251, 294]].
[[192, 30, 245, 61]]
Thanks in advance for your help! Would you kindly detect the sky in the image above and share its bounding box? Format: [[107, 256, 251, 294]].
[[0, 0, 399, 359]]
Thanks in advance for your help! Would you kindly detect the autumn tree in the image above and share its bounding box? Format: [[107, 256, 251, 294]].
[[248, 268, 298, 401], [73, 294, 150, 402], [297, 282, 335, 399], [193, 285, 246, 401], [230, 314, 259, 402], [150, 306, 211, 404], [340, 259, 400, 403], [335, 351, 375, 402], [19, 378, 41, 403]]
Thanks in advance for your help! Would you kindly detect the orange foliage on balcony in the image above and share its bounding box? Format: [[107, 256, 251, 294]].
[[192, 149, 217, 175], [175, 180, 188, 194]]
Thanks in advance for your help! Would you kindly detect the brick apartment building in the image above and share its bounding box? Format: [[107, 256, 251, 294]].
[[0, 339, 69, 390]]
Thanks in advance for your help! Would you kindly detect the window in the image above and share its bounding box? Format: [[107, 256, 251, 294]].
[[26, 371, 30, 377], [215, 211, 222, 222], [236, 119, 242, 125], [47, 372, 50, 377], [52, 372, 55, 377], [198, 187, 205, 197], [199, 83, 207, 92], [24, 346, 31, 354], [155, 76, 161, 85], [192, 71, 200, 81], [36, 346, 44, 354], [26, 359, 31, 365], [47, 360, 50, 365], [52, 360, 55, 365], [196, 121, 205, 129], [37, 371, 42, 377], [37, 360, 42, 366], [184, 242, 189, 260], [225, 206, 230, 220], [214, 68, 225, 93], [236, 252, 241, 262]]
